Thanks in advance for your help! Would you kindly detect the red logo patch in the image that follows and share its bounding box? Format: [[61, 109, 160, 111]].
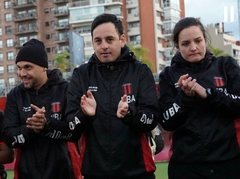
[[214, 77, 224, 87], [51, 102, 61, 113], [122, 83, 132, 95]]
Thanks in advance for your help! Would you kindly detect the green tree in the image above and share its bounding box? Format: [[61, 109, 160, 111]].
[[208, 45, 229, 57], [128, 43, 154, 72], [55, 52, 75, 73]]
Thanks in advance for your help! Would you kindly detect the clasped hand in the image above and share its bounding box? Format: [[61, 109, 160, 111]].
[[26, 104, 47, 133], [178, 74, 207, 98]]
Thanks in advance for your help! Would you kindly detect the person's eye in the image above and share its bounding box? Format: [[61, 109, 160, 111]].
[[94, 39, 101, 43], [196, 39, 202, 43], [181, 43, 188, 46], [107, 38, 114, 42]]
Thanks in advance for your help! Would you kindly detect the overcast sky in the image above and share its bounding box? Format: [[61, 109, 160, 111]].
[[184, 0, 240, 39]]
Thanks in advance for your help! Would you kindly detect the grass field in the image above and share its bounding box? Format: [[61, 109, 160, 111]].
[[6, 162, 169, 179]]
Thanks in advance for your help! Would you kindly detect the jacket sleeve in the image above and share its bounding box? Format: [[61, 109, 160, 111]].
[[158, 68, 197, 131], [203, 57, 240, 117], [121, 64, 158, 132], [43, 67, 96, 141], [2, 92, 39, 148]]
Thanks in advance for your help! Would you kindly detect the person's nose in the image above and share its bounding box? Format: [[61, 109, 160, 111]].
[[101, 40, 108, 49], [190, 43, 197, 51], [19, 69, 27, 77]]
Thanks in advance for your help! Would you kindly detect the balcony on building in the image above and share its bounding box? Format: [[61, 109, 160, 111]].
[[54, 10, 69, 17], [13, 27, 38, 35], [13, 12, 37, 22], [70, 11, 123, 24], [54, 47, 70, 54], [12, 0, 37, 9], [130, 40, 141, 46], [54, 23, 69, 31], [54, 37, 69, 44], [68, 0, 122, 8], [53, 0, 68, 4], [14, 42, 23, 49]]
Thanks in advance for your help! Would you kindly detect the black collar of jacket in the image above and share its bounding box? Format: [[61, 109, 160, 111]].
[[171, 51, 214, 69]]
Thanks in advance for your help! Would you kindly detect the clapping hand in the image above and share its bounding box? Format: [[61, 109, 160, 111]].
[[116, 94, 129, 118], [81, 90, 97, 116]]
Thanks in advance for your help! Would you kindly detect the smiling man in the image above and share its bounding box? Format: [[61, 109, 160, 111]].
[[2, 39, 81, 179]]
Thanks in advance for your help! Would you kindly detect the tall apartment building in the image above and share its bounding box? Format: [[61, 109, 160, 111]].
[[0, 0, 73, 94], [206, 22, 240, 64], [68, 0, 184, 73], [0, 0, 185, 94]]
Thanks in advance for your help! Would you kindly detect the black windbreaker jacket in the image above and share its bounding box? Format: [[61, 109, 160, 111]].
[[62, 45, 159, 178], [2, 69, 77, 179], [158, 52, 240, 164]]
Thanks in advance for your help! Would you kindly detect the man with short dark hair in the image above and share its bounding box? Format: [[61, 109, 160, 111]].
[[65, 13, 159, 179]]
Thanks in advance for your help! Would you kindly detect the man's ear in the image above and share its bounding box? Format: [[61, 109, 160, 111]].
[[120, 34, 126, 47]]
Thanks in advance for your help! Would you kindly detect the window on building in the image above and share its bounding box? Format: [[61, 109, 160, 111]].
[[17, 11, 26, 18], [127, 7, 139, 15], [7, 52, 14, 60], [46, 34, 50, 39], [128, 21, 140, 28], [0, 66, 4, 74], [5, 13, 12, 22], [59, 32, 68, 41], [19, 37, 28, 46], [52, 47, 57, 53], [28, 9, 36, 17], [19, 24, 27, 32], [0, 28, 2, 36], [129, 35, 141, 44], [98, 0, 104, 4], [5, 26, 12, 34], [0, 40, 3, 48], [29, 22, 37, 31], [159, 64, 165, 71], [58, 19, 68, 27], [51, 33, 56, 40], [59, 45, 69, 52], [29, 35, 37, 39], [6, 39, 13, 47], [46, 48, 51, 53], [110, 7, 121, 16], [158, 51, 163, 58], [85, 41, 92, 47], [50, 8, 55, 14], [44, 8, 49, 13], [8, 77, 15, 85], [51, 20, 55, 27], [75, 25, 91, 34], [0, 53, 3, 61], [0, 79, 4, 84], [57, 6, 67, 14], [4, 1, 11, 9], [158, 37, 162, 44], [45, 21, 50, 27], [7, 65, 14, 73]]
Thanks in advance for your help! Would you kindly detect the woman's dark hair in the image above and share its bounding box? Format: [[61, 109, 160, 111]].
[[91, 13, 124, 37], [172, 17, 209, 46]]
